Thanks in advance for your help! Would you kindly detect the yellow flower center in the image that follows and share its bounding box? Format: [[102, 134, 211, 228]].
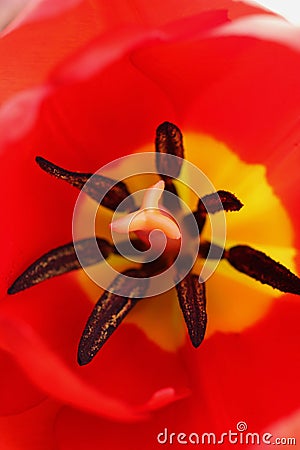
[[77, 132, 296, 352]]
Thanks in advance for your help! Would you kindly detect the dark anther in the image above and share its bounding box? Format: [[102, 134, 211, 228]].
[[175, 273, 207, 348], [226, 245, 300, 295], [197, 190, 243, 215], [192, 190, 243, 234], [155, 122, 184, 212], [155, 122, 184, 181], [7, 238, 114, 294], [77, 269, 150, 365], [35, 157, 135, 212]]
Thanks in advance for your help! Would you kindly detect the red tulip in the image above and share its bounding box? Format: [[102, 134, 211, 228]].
[[1, 1, 300, 448]]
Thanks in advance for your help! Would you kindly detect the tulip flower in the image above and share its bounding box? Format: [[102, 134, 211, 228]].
[[1, 1, 300, 449]]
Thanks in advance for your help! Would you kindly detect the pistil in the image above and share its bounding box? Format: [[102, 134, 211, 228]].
[[110, 180, 181, 241]]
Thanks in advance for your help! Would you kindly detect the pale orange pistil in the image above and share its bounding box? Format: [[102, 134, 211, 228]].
[[110, 180, 181, 264]]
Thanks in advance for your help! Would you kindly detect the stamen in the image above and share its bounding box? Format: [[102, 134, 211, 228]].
[[191, 190, 243, 234], [225, 245, 300, 295], [7, 238, 114, 294], [110, 180, 181, 240], [77, 269, 150, 365], [155, 122, 184, 179], [175, 273, 207, 348], [155, 122, 184, 212], [35, 157, 134, 211], [197, 190, 243, 215]]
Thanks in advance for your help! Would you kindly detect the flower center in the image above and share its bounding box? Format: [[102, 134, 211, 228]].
[[110, 180, 181, 267], [77, 131, 296, 351], [8, 121, 300, 365]]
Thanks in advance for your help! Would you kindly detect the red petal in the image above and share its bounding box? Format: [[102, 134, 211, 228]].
[[0, 398, 61, 450], [54, 299, 300, 449], [0, 0, 104, 104], [3, 0, 263, 105], [191, 297, 300, 431], [1, 273, 192, 419], [0, 0, 30, 32], [264, 410, 300, 443], [1, 0, 82, 36], [91, 0, 273, 30], [0, 311, 148, 422], [128, 14, 300, 157], [0, 350, 45, 416], [128, 13, 300, 244]]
